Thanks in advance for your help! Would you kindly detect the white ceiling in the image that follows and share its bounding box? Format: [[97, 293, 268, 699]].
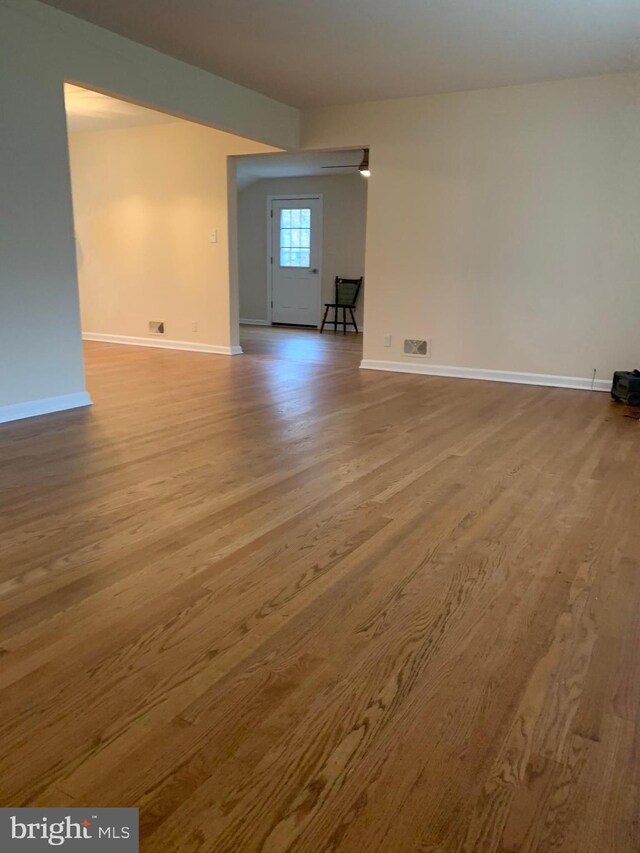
[[235, 149, 366, 189], [44, 0, 640, 108], [63, 84, 360, 185], [64, 83, 180, 132]]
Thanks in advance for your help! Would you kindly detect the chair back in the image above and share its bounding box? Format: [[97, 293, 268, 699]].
[[335, 276, 363, 306]]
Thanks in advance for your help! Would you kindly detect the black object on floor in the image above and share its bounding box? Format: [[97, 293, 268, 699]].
[[611, 370, 640, 406], [321, 276, 363, 334]]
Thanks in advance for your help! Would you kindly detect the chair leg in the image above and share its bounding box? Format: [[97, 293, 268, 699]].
[[334, 305, 338, 333], [343, 307, 347, 334], [349, 307, 358, 334], [320, 305, 330, 333]]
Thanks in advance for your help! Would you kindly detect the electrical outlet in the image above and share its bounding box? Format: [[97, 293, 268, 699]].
[[209, 229, 218, 244], [384, 334, 392, 347], [192, 321, 199, 332]]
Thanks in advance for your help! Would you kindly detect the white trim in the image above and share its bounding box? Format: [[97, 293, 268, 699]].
[[360, 360, 610, 392], [0, 392, 92, 425], [241, 319, 363, 332], [241, 318, 363, 332], [83, 332, 242, 355], [267, 194, 324, 328]]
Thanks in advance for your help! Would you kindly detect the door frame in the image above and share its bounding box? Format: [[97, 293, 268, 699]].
[[266, 194, 324, 327]]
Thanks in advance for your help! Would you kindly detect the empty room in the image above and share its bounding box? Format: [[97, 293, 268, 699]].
[[235, 148, 368, 366], [1, 2, 639, 853]]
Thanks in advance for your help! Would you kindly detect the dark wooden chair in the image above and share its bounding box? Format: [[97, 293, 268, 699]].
[[320, 276, 363, 334]]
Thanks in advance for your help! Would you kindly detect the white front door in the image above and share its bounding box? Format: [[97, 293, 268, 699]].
[[271, 197, 322, 327]]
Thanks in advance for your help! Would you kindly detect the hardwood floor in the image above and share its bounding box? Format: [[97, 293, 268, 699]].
[[1, 325, 639, 853]]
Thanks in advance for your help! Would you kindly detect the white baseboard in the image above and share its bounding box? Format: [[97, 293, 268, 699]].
[[0, 392, 92, 425], [360, 359, 611, 392], [83, 332, 242, 356], [240, 320, 363, 333]]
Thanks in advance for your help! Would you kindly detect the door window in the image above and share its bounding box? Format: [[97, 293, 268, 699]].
[[280, 208, 311, 267]]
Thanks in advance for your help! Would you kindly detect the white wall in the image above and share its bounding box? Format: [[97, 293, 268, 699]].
[[0, 0, 298, 420], [238, 174, 367, 327], [68, 121, 275, 351], [303, 73, 640, 387]]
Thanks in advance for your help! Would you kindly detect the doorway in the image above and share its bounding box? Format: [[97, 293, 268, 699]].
[[233, 148, 368, 353], [269, 195, 323, 327]]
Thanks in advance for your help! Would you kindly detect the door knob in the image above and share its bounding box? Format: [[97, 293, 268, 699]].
[[311, 268, 319, 274]]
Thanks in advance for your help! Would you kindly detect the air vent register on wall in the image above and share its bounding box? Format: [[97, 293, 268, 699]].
[[404, 339, 430, 357]]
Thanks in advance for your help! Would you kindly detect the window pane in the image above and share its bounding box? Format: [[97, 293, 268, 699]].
[[280, 228, 292, 248], [300, 209, 311, 227], [280, 248, 310, 268], [290, 209, 301, 227], [299, 228, 310, 248], [281, 209, 291, 227]]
